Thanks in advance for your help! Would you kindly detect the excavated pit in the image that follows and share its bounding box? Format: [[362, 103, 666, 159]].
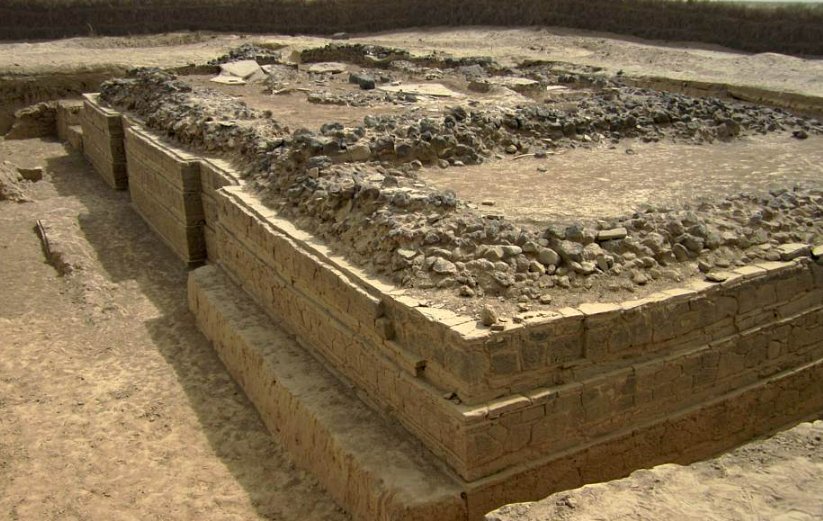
[[10, 42, 823, 521]]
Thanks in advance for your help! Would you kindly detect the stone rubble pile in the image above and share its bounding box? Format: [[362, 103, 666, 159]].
[[338, 89, 822, 168], [0, 161, 28, 202], [4, 101, 57, 140], [99, 69, 823, 306], [299, 43, 494, 71], [206, 43, 283, 66]]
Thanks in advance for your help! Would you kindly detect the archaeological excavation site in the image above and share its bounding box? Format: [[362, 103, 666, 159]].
[[1, 3, 823, 520]]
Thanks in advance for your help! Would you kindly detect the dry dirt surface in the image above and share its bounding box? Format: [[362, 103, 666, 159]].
[[0, 136, 348, 521], [488, 420, 823, 521], [421, 133, 823, 227], [1, 27, 822, 99]]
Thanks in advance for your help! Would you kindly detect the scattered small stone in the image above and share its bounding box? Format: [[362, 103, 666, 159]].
[[631, 270, 649, 286], [597, 227, 627, 242], [349, 72, 376, 90], [481, 200, 496, 206], [480, 305, 499, 326], [306, 62, 348, 74], [219, 59, 266, 82], [672, 243, 691, 261], [555, 240, 584, 263], [538, 294, 553, 305], [459, 285, 476, 297], [705, 271, 730, 283], [490, 323, 506, 331], [96, 68, 823, 307], [537, 247, 560, 266], [397, 248, 416, 260], [792, 129, 809, 140], [432, 257, 457, 275]]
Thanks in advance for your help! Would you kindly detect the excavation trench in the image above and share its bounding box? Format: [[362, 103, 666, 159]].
[[5, 56, 823, 521]]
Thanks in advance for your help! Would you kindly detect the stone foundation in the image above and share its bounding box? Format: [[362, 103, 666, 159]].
[[70, 94, 823, 520], [123, 123, 206, 264], [81, 93, 127, 190]]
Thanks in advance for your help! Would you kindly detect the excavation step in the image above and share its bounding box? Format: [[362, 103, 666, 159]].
[[188, 264, 467, 521]]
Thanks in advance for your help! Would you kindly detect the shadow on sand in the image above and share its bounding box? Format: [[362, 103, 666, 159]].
[[46, 143, 347, 521]]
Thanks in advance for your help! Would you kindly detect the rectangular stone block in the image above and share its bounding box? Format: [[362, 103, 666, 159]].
[[124, 126, 200, 191], [127, 158, 204, 225], [130, 182, 205, 264], [81, 94, 127, 190], [200, 158, 241, 196]]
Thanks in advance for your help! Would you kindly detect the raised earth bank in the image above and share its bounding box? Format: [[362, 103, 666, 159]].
[[2, 0, 823, 56]]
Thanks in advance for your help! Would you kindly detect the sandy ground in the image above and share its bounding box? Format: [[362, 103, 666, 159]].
[[354, 27, 823, 98], [1, 27, 822, 99], [421, 133, 823, 226], [0, 137, 348, 521], [488, 420, 823, 521]]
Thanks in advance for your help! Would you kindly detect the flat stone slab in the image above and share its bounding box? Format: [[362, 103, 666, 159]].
[[304, 62, 348, 74], [777, 242, 811, 261], [597, 227, 628, 241], [210, 75, 246, 85], [379, 83, 464, 98], [471, 76, 541, 94], [219, 59, 266, 82]]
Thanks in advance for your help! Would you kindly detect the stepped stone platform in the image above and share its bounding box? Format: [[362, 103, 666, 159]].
[[74, 93, 823, 520], [188, 264, 466, 521]]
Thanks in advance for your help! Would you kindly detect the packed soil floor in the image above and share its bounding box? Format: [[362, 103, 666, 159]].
[[0, 137, 348, 521], [1, 26, 822, 521]]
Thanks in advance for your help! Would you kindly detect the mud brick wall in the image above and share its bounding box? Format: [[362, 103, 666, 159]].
[[56, 100, 84, 143], [81, 94, 127, 190], [209, 182, 823, 482], [383, 260, 823, 406], [457, 260, 823, 479], [77, 98, 823, 488], [210, 187, 478, 477], [462, 350, 823, 519], [199, 158, 242, 262], [187, 265, 467, 521], [123, 124, 205, 264]]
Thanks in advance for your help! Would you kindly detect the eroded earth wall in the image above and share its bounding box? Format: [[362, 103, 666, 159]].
[[2, 0, 823, 56]]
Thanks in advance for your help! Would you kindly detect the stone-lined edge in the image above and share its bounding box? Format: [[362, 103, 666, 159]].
[[188, 264, 467, 521], [80, 94, 823, 484], [81, 93, 127, 190]]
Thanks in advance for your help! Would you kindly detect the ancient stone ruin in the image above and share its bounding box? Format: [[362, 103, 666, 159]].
[[47, 43, 823, 520]]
